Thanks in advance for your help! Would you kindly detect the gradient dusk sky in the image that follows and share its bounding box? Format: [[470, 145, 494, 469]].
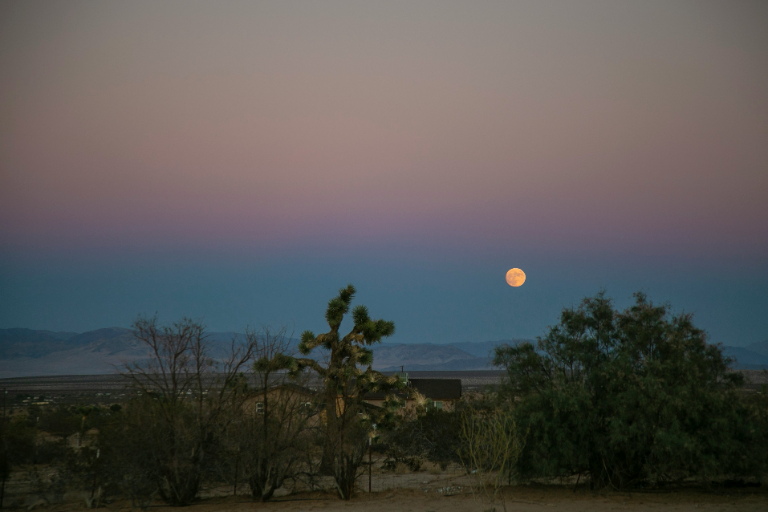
[[1, 1, 767, 347]]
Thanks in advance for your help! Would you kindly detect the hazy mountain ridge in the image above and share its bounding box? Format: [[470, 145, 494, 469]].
[[744, 339, 768, 357], [445, 339, 532, 358], [0, 328, 81, 358], [720, 345, 768, 370], [0, 328, 765, 378], [372, 344, 490, 371]]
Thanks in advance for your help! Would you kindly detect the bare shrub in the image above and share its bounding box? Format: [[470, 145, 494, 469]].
[[119, 316, 255, 506], [459, 408, 526, 511], [239, 327, 318, 501]]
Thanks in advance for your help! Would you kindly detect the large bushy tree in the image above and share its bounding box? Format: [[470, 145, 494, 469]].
[[494, 292, 766, 489]]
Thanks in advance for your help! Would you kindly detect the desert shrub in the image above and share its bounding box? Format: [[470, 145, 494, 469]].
[[1, 415, 36, 506], [118, 316, 255, 505], [458, 407, 526, 507], [33, 438, 70, 465], [737, 383, 768, 482], [235, 328, 318, 501], [494, 291, 768, 489], [62, 403, 159, 508], [37, 406, 81, 438], [380, 408, 464, 471], [95, 395, 209, 508]]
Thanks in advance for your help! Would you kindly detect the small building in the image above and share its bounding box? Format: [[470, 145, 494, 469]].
[[242, 375, 462, 418], [66, 427, 99, 449], [363, 376, 462, 412], [242, 383, 317, 416]]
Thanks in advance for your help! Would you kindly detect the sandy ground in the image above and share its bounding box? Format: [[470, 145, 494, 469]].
[[6, 461, 766, 511], [7, 472, 768, 512], [37, 487, 768, 512]]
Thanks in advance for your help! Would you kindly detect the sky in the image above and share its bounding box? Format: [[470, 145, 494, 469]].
[[1, 1, 767, 347]]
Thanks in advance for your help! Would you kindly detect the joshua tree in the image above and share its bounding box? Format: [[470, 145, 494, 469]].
[[292, 284, 401, 500]]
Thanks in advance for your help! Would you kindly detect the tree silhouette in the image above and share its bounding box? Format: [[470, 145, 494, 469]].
[[292, 284, 400, 499], [493, 291, 765, 489], [121, 317, 254, 505]]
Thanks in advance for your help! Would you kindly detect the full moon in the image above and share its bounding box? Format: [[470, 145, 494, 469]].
[[506, 268, 526, 287]]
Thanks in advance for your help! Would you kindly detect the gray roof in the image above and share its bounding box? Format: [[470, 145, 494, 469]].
[[410, 378, 462, 400], [363, 378, 461, 401]]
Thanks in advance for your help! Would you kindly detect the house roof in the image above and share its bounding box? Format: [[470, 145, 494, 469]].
[[249, 382, 317, 397], [248, 377, 462, 402], [363, 378, 461, 401], [410, 378, 462, 400]]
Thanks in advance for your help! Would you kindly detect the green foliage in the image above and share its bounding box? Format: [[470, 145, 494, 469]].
[[494, 291, 767, 489], [380, 408, 465, 471], [292, 284, 400, 500], [1, 415, 36, 484], [38, 406, 81, 437], [66, 441, 122, 508], [96, 398, 163, 508]]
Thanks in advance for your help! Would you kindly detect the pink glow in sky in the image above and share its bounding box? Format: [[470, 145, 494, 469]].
[[1, 2, 767, 345], [2, 1, 766, 261]]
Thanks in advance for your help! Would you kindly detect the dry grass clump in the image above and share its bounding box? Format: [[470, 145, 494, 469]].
[[393, 462, 410, 475]]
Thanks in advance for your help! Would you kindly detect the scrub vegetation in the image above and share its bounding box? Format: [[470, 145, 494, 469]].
[[0, 289, 765, 509], [493, 292, 768, 490]]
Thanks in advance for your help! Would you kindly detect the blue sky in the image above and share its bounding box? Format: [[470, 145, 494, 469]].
[[1, 1, 766, 347]]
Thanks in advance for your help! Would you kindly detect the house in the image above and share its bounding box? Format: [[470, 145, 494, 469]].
[[243, 374, 462, 418], [242, 382, 318, 416], [363, 374, 462, 412]]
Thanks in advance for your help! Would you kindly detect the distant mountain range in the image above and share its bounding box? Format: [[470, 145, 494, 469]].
[[720, 342, 768, 370], [0, 327, 766, 378]]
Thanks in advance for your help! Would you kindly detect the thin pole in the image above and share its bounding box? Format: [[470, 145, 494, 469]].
[[33, 417, 38, 465], [1, 388, 6, 510], [368, 436, 372, 493], [90, 449, 100, 501], [234, 448, 239, 496]]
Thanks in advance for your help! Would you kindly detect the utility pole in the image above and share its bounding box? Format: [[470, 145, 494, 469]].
[[368, 423, 376, 494], [1, 388, 6, 510], [368, 435, 372, 494], [90, 449, 100, 502], [33, 417, 38, 465], [233, 448, 239, 497]]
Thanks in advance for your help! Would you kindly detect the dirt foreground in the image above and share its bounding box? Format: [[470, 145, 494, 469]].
[[40, 486, 766, 512], [8, 461, 766, 511]]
